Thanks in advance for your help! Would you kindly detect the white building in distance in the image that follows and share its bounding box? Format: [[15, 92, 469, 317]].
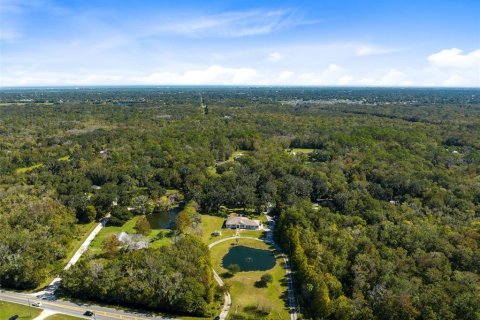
[[225, 216, 261, 230]]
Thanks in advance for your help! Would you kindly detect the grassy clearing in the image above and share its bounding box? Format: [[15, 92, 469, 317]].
[[89, 216, 172, 255], [287, 148, 315, 154], [57, 155, 71, 161], [15, 163, 44, 174], [210, 238, 290, 320], [228, 150, 249, 161], [200, 214, 265, 245], [45, 314, 83, 320], [0, 301, 42, 319]]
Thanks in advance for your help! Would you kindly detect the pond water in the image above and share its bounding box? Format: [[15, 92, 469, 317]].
[[147, 207, 181, 229], [222, 245, 276, 272]]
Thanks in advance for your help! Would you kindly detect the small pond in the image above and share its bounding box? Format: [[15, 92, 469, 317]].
[[147, 207, 181, 229], [222, 245, 276, 272]]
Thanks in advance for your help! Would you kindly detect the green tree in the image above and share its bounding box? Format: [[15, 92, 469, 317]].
[[134, 215, 151, 235]]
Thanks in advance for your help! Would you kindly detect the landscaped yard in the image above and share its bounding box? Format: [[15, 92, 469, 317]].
[[89, 215, 172, 255], [200, 214, 265, 245], [0, 301, 42, 320], [209, 238, 290, 320]]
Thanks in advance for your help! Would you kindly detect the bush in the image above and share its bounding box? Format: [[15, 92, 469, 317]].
[[227, 263, 241, 275]]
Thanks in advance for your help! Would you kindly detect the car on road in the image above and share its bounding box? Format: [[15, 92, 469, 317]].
[[31, 302, 42, 307], [84, 311, 94, 316]]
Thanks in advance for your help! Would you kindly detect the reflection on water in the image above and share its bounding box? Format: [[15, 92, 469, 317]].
[[222, 245, 276, 272], [147, 207, 181, 229]]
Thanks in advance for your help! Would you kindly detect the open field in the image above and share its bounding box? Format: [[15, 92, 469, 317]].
[[0, 301, 42, 320], [287, 148, 315, 154], [89, 216, 172, 255], [210, 238, 290, 320], [57, 155, 71, 161], [16, 163, 44, 174], [200, 214, 265, 245]]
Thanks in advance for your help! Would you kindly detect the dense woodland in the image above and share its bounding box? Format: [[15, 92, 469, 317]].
[[60, 236, 214, 316], [0, 87, 479, 319]]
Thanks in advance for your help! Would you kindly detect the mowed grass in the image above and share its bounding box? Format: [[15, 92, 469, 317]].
[[57, 155, 71, 161], [200, 215, 265, 245], [45, 314, 83, 320], [0, 301, 42, 319], [210, 238, 290, 320], [288, 148, 315, 154], [15, 163, 44, 174], [89, 215, 172, 255]]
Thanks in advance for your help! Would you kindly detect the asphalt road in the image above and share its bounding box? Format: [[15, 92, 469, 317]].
[[0, 291, 173, 320], [208, 215, 299, 320]]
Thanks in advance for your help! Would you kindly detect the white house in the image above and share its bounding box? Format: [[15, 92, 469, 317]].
[[225, 216, 261, 230]]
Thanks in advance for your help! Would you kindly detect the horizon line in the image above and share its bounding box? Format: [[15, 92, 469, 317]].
[[1, 84, 479, 90]]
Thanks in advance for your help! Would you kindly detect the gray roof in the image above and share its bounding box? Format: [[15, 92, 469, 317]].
[[226, 216, 260, 227]]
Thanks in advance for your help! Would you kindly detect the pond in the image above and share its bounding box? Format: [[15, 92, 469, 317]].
[[222, 245, 276, 272], [147, 207, 181, 229]]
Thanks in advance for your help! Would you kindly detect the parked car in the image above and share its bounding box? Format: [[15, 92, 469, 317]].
[[9, 316, 19, 320], [31, 302, 42, 307], [84, 311, 94, 316]]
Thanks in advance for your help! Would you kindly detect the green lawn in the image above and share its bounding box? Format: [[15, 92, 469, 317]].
[[210, 238, 290, 320], [90, 215, 172, 255], [0, 301, 42, 320], [45, 314, 83, 320], [287, 148, 315, 154], [15, 163, 44, 174], [57, 155, 71, 161], [200, 214, 265, 245]]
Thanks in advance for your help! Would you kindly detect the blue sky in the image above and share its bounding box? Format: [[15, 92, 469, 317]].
[[0, 0, 479, 86]]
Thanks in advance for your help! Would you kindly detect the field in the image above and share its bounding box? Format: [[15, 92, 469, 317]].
[[209, 238, 290, 320], [200, 214, 265, 245], [15, 163, 44, 174], [0, 301, 42, 320], [89, 215, 172, 255]]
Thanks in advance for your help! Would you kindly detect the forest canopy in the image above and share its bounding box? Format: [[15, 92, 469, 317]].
[[0, 87, 479, 319]]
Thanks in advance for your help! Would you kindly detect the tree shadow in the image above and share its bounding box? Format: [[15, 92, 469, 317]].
[[221, 272, 234, 278]]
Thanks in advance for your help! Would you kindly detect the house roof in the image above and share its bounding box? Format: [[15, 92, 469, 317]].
[[226, 216, 260, 227]]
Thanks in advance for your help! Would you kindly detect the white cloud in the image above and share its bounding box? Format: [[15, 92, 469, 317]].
[[149, 9, 310, 38], [428, 48, 480, 69], [359, 69, 412, 86], [276, 71, 294, 82], [356, 45, 397, 56], [132, 65, 258, 85], [298, 64, 350, 85], [267, 52, 284, 62]]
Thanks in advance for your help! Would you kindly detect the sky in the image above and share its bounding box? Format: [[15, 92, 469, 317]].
[[0, 0, 479, 87]]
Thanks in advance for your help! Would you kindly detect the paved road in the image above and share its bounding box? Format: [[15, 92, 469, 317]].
[[33, 217, 109, 301], [208, 216, 299, 320], [0, 291, 172, 320]]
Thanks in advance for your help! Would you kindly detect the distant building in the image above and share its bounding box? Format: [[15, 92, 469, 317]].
[[225, 216, 261, 230]]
